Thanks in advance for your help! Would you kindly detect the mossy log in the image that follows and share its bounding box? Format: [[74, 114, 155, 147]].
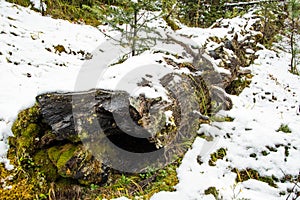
[[9, 72, 231, 186], [36, 73, 214, 171]]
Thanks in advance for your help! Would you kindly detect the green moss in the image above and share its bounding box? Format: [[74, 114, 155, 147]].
[[261, 150, 269, 156], [10, 105, 42, 159], [48, 144, 77, 174], [33, 150, 59, 182], [210, 115, 234, 122], [204, 186, 219, 199], [17, 136, 33, 153], [3, 104, 55, 198], [225, 76, 252, 95], [11, 122, 40, 157], [11, 105, 41, 136], [233, 168, 278, 188], [2, 150, 50, 200], [163, 16, 180, 30], [249, 153, 257, 158], [143, 164, 178, 195], [7, 0, 102, 26], [6, 0, 31, 7], [23, 123, 40, 137], [276, 124, 292, 133], [209, 148, 227, 166], [0, 163, 37, 200], [96, 162, 179, 199], [48, 146, 61, 164]]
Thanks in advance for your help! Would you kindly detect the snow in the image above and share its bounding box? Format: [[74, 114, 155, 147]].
[[0, 0, 105, 168], [0, 1, 300, 199], [164, 110, 175, 126], [29, 0, 46, 12], [150, 20, 300, 200], [95, 53, 173, 101], [130, 0, 138, 3]]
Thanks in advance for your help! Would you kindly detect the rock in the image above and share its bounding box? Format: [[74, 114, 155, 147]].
[[224, 39, 234, 50], [8, 103, 108, 185], [10, 105, 43, 155], [53, 44, 67, 54], [36, 93, 76, 143], [47, 144, 108, 185], [33, 149, 59, 182], [209, 49, 221, 60]]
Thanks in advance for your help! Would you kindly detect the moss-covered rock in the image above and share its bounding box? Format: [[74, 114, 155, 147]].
[[33, 150, 59, 182], [48, 144, 77, 173], [9, 105, 43, 159], [48, 144, 106, 185], [11, 105, 40, 136]]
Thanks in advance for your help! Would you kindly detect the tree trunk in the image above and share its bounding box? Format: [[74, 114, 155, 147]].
[[290, 18, 295, 72], [132, 9, 138, 56]]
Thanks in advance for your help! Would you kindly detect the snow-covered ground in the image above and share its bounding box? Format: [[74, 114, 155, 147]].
[[0, 1, 299, 199], [0, 0, 107, 169], [151, 47, 300, 200]]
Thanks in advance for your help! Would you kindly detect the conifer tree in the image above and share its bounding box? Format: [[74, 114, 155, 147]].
[[101, 0, 160, 57], [288, 0, 300, 74], [177, 0, 227, 27]]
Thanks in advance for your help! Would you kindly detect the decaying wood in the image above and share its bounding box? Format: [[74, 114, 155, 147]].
[[34, 71, 219, 174]]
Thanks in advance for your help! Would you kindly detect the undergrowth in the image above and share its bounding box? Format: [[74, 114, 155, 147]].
[[0, 148, 180, 200], [6, 0, 106, 26], [233, 168, 278, 188], [0, 105, 180, 199], [95, 162, 179, 199], [209, 148, 227, 166]]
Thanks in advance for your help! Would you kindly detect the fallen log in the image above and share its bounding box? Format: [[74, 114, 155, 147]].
[[10, 70, 231, 185]]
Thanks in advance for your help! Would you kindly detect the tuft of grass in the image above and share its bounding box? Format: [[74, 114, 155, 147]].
[[209, 148, 227, 166], [204, 186, 219, 199], [249, 153, 257, 158], [96, 161, 180, 199], [6, 0, 104, 26], [261, 150, 269, 156], [225, 76, 252, 95], [6, 0, 31, 7], [276, 124, 292, 133], [0, 156, 49, 200], [210, 115, 234, 122], [233, 168, 278, 188]]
